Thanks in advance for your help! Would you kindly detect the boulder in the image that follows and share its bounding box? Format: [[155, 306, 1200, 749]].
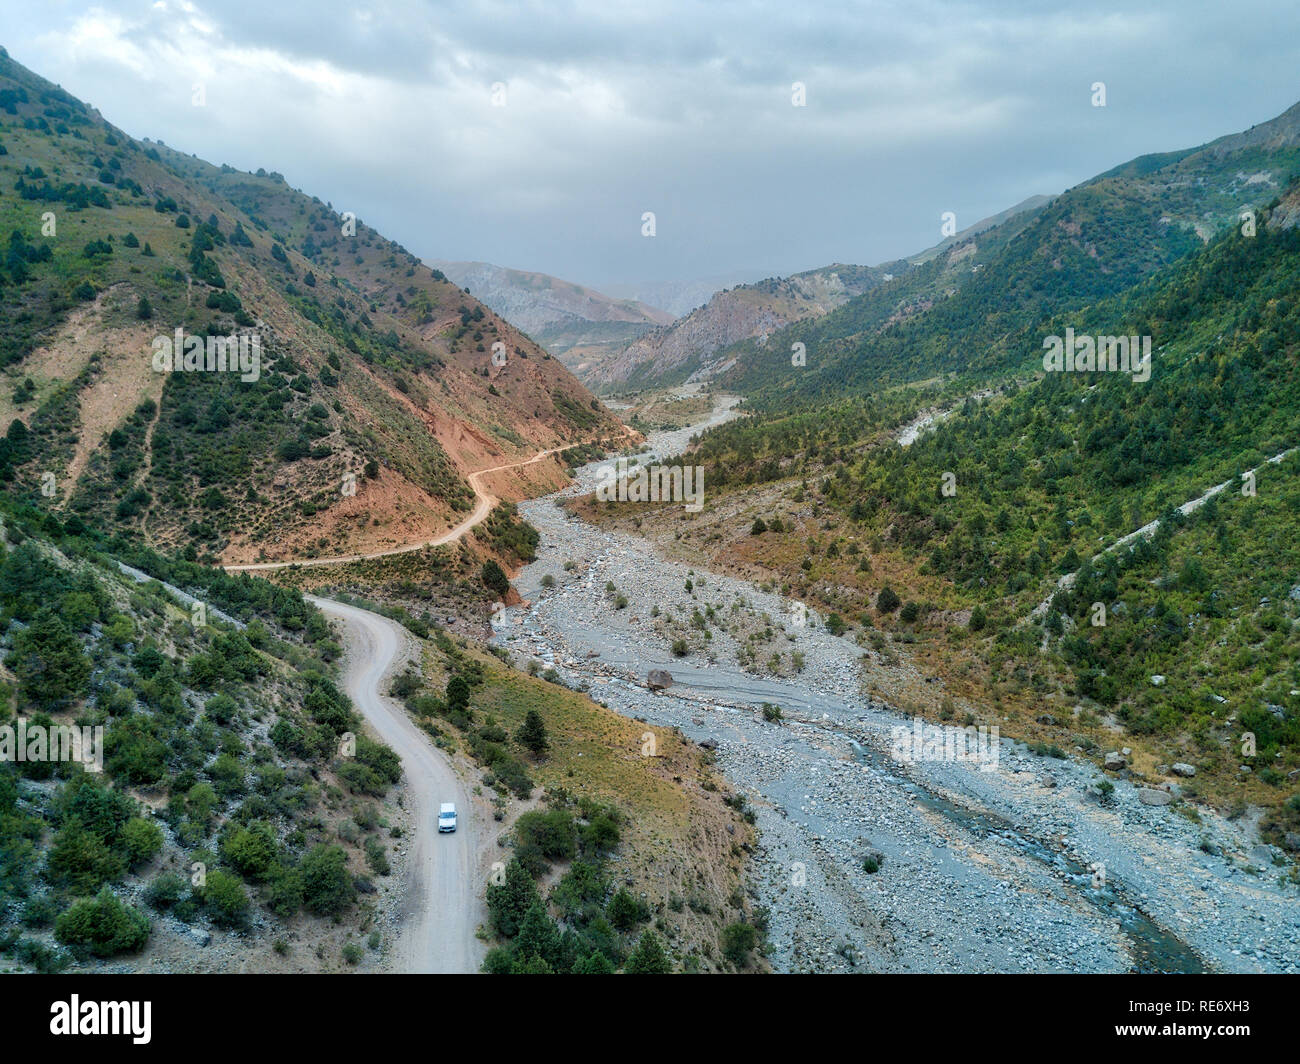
[[1284, 832, 1300, 853], [1138, 788, 1173, 806], [1104, 751, 1127, 770], [1171, 762, 1197, 777], [1150, 674, 1166, 686], [646, 669, 674, 691], [189, 927, 212, 947]]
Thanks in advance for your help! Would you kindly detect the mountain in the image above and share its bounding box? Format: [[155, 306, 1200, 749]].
[[429, 259, 673, 377], [600, 273, 763, 318], [586, 196, 1055, 394], [907, 194, 1055, 265], [0, 50, 623, 567], [585, 262, 896, 393], [672, 157, 1300, 824], [721, 100, 1300, 406]]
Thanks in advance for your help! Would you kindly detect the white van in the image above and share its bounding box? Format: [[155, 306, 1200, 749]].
[[438, 803, 457, 833]]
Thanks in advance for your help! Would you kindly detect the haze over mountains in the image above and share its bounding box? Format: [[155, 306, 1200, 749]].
[[455, 97, 1300, 400], [429, 259, 673, 378], [605, 98, 1300, 400]]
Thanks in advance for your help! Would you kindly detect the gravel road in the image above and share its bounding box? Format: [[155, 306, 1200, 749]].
[[309, 596, 486, 973]]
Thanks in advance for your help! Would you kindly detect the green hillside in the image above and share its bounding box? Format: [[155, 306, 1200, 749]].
[[0, 499, 405, 972], [689, 185, 1300, 828], [0, 48, 620, 563], [720, 102, 1300, 407]]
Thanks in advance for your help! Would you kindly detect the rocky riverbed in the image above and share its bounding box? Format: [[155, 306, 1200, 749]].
[[491, 401, 1300, 974]]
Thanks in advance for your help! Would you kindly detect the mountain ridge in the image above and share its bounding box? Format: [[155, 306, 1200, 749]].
[[0, 51, 625, 568]]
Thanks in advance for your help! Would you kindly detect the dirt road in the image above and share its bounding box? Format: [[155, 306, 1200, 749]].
[[307, 595, 485, 973], [226, 436, 629, 573]]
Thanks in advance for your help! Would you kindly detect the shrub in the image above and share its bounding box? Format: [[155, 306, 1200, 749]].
[[205, 692, 238, 725], [120, 816, 163, 868], [145, 872, 187, 911], [580, 813, 621, 854], [20, 895, 58, 929], [481, 560, 509, 597], [354, 735, 401, 786], [54, 888, 150, 957], [607, 887, 649, 931], [721, 921, 758, 967], [516, 709, 549, 757], [623, 930, 671, 974], [364, 836, 390, 876], [202, 868, 250, 928], [300, 844, 354, 915], [266, 863, 305, 918], [876, 587, 900, 613], [220, 821, 278, 880], [514, 808, 576, 865], [46, 819, 125, 894]]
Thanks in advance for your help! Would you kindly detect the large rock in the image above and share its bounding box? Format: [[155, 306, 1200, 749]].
[[1171, 762, 1197, 777], [646, 669, 674, 691], [1104, 751, 1127, 770], [1138, 788, 1173, 806]]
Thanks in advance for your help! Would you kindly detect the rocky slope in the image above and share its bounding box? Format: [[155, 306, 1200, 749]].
[[587, 263, 893, 392]]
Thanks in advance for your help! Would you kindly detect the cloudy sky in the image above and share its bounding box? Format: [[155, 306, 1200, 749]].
[[3, 0, 1299, 298]]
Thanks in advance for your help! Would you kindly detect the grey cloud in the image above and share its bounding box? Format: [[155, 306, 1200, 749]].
[[2, 0, 1297, 288]]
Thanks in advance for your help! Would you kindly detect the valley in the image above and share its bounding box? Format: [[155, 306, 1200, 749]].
[[1, 13, 1298, 994], [493, 395, 1300, 973]]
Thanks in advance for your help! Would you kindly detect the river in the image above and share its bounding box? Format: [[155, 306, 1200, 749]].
[[491, 396, 1299, 974]]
